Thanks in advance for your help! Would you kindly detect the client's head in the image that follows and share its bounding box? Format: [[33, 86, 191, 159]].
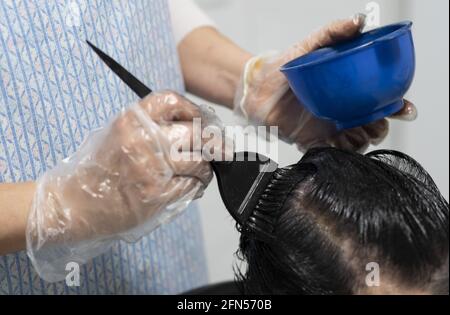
[[236, 148, 449, 295]]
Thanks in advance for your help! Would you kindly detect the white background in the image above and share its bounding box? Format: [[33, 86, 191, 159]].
[[190, 0, 449, 284]]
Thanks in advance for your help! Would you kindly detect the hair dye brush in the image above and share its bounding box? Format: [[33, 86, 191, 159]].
[[87, 41, 315, 241]]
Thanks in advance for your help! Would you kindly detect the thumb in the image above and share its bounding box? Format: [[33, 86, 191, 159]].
[[303, 13, 366, 52], [389, 99, 418, 121]]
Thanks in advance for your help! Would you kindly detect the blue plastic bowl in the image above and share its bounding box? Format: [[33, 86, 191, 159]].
[[280, 21, 415, 130]]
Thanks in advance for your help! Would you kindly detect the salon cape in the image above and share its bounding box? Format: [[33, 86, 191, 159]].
[[0, 0, 213, 295]]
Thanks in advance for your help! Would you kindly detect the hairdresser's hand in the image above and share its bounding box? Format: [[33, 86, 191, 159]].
[[31, 91, 213, 239], [27, 91, 216, 281], [235, 15, 417, 152]]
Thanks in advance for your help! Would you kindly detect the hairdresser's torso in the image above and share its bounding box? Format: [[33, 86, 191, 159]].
[[0, 0, 207, 294]]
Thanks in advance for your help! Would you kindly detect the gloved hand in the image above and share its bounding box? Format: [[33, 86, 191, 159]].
[[235, 14, 417, 153], [27, 91, 216, 282]]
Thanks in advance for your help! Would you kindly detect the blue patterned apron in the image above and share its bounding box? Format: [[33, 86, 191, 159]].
[[0, 0, 207, 294]]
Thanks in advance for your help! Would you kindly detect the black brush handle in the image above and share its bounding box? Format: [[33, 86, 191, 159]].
[[87, 40, 152, 98]]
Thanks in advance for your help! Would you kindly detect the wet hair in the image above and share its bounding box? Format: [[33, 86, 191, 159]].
[[235, 148, 449, 295]]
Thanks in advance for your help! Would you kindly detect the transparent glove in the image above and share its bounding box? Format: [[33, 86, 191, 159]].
[[235, 14, 417, 153], [27, 91, 215, 282]]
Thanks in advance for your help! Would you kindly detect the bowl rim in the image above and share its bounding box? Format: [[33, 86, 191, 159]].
[[280, 21, 413, 72]]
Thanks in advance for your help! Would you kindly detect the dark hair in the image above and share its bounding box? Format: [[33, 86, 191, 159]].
[[235, 148, 449, 295]]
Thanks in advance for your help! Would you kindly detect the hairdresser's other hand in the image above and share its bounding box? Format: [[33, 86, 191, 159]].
[[234, 15, 417, 153], [27, 91, 216, 281]]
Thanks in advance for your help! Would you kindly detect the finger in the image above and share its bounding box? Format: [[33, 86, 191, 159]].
[[117, 109, 198, 157], [139, 176, 206, 221], [389, 99, 418, 121], [343, 127, 371, 153], [361, 119, 389, 146], [141, 163, 211, 204], [118, 116, 217, 187], [139, 91, 202, 123], [120, 124, 211, 194], [160, 122, 222, 150], [113, 111, 175, 183], [112, 108, 141, 137], [167, 175, 210, 202], [305, 14, 366, 51], [119, 132, 173, 184], [330, 134, 354, 151], [298, 140, 333, 153], [171, 160, 213, 187], [161, 122, 195, 151]]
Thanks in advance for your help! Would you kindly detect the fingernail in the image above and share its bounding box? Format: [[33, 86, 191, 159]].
[[403, 105, 418, 121], [352, 13, 367, 31], [396, 104, 418, 121]]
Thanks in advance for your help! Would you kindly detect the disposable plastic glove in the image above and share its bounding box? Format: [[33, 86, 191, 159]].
[[27, 91, 216, 282], [235, 15, 417, 153]]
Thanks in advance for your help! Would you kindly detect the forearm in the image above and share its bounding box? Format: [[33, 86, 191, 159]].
[[0, 178, 118, 257], [0, 182, 35, 255], [178, 27, 252, 109]]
